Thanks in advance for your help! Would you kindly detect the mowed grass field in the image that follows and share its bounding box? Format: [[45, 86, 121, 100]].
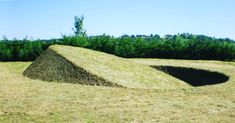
[[0, 59, 234, 122]]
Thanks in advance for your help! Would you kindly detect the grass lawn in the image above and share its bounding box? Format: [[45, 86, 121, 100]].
[[0, 59, 234, 122]]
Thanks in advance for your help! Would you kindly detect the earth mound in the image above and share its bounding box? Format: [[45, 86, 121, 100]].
[[23, 45, 187, 89], [23, 48, 119, 87]]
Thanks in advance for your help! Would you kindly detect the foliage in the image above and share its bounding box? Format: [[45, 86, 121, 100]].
[[73, 15, 86, 37], [0, 40, 53, 61], [0, 33, 235, 61]]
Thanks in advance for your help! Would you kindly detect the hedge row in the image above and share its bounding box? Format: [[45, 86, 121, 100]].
[[0, 33, 235, 61]]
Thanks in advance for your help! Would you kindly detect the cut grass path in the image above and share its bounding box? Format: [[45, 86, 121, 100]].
[[0, 60, 234, 122]]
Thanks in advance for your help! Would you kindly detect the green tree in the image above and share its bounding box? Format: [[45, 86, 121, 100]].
[[2, 48, 12, 60], [18, 49, 25, 60], [2, 35, 8, 41], [73, 15, 86, 37]]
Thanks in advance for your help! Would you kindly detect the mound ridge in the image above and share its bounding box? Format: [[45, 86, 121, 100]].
[[23, 45, 188, 89], [23, 48, 119, 87]]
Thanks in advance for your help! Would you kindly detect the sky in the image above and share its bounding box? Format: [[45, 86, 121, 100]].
[[0, 0, 235, 40]]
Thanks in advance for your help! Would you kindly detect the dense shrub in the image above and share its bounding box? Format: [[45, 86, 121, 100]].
[[0, 40, 54, 61], [0, 33, 235, 61]]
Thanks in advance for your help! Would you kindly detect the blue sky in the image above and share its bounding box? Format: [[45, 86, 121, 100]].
[[0, 0, 235, 39]]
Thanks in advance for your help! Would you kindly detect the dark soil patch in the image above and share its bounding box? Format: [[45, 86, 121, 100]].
[[153, 66, 229, 87]]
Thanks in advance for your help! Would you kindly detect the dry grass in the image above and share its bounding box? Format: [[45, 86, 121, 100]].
[[0, 59, 234, 122]]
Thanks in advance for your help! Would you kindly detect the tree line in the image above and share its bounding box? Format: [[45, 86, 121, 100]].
[[0, 33, 235, 61]]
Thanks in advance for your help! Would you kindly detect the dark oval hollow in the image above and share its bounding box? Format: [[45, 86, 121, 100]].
[[153, 66, 229, 87]]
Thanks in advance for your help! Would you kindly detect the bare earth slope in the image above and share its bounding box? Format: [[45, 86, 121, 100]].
[[24, 45, 188, 89]]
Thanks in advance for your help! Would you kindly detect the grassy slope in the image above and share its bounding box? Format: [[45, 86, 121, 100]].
[[0, 60, 234, 122], [49, 45, 188, 89]]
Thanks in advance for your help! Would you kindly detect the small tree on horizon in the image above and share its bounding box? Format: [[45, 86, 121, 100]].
[[73, 15, 86, 37]]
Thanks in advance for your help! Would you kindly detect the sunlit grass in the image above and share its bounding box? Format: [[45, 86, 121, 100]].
[[0, 59, 234, 122]]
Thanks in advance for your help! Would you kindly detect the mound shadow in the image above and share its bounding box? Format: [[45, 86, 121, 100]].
[[153, 66, 229, 87]]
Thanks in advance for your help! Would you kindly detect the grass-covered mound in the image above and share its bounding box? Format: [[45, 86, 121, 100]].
[[23, 48, 119, 87], [23, 45, 187, 89]]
